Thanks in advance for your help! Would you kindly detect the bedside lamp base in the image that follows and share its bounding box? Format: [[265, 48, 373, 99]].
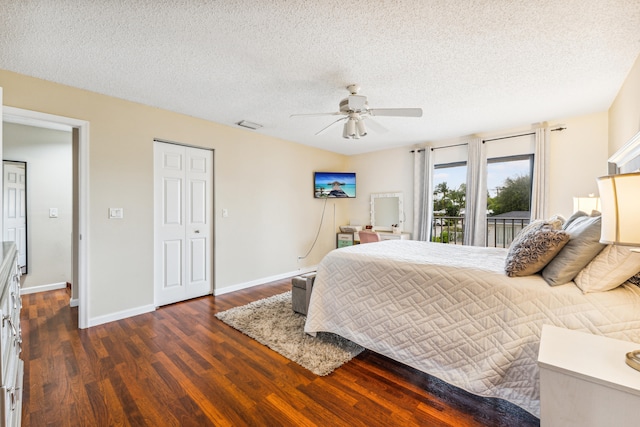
[[626, 350, 640, 371]]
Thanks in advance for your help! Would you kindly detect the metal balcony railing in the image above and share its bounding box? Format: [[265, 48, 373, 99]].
[[431, 217, 464, 245], [431, 216, 530, 248], [485, 217, 529, 248]]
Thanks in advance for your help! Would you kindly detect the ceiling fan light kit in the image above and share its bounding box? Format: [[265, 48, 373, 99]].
[[291, 84, 423, 140], [356, 119, 367, 137]]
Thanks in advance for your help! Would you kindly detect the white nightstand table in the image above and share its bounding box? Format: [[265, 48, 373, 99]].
[[538, 324, 640, 427]]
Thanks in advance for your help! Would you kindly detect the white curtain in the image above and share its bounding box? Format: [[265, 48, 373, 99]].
[[531, 128, 549, 220], [413, 148, 434, 241], [463, 138, 487, 246]]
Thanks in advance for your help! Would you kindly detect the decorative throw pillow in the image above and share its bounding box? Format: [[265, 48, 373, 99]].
[[542, 215, 606, 286], [628, 273, 640, 287], [574, 245, 640, 293], [549, 214, 566, 227], [562, 211, 587, 230], [505, 219, 570, 277]]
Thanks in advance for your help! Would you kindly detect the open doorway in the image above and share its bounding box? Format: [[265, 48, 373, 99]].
[[2, 107, 89, 328], [3, 125, 72, 288]]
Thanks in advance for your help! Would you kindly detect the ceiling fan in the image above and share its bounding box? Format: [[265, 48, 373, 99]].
[[290, 84, 423, 139]]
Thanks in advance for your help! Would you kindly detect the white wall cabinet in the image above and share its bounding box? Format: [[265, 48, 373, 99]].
[[0, 243, 22, 426]]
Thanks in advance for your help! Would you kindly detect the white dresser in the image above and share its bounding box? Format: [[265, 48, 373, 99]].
[[538, 324, 640, 427], [0, 243, 22, 427]]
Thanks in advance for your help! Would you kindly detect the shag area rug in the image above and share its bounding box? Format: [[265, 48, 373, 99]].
[[215, 291, 364, 376]]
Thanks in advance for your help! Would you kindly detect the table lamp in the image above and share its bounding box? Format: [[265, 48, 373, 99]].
[[572, 194, 600, 214], [597, 172, 640, 372]]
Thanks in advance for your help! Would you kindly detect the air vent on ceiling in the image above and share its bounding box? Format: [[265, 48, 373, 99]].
[[236, 120, 262, 130]]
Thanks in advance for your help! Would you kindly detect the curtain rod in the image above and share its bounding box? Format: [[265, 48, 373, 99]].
[[483, 126, 566, 143], [410, 125, 566, 152], [484, 131, 534, 143], [410, 142, 467, 153]]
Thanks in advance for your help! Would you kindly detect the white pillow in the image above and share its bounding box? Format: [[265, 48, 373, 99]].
[[574, 245, 640, 293]]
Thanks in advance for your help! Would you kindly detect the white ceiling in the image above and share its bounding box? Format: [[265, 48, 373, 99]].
[[1, 1, 639, 155]]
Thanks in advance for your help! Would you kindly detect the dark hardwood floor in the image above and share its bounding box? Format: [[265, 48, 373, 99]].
[[21, 278, 540, 426]]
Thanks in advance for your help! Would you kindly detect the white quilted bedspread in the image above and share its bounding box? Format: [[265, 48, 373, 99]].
[[304, 240, 640, 417]]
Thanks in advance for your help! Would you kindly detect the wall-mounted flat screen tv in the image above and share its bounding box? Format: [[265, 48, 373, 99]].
[[314, 172, 356, 198]]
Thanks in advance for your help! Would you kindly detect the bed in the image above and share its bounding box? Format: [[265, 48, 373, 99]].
[[304, 239, 640, 417]]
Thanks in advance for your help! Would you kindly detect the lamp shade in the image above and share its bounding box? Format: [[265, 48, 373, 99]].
[[597, 172, 640, 245], [573, 196, 600, 214]]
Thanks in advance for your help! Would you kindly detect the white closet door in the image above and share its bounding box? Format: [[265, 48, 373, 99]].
[[154, 141, 213, 306]]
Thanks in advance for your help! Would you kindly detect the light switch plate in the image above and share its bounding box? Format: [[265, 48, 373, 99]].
[[109, 208, 124, 219]]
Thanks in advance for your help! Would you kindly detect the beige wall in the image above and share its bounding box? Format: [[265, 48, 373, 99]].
[[1, 69, 348, 322], [609, 54, 640, 155], [346, 147, 415, 230], [3, 123, 73, 288], [546, 112, 609, 216]]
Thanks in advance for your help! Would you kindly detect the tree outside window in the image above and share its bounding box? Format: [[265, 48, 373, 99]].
[[433, 155, 533, 246]]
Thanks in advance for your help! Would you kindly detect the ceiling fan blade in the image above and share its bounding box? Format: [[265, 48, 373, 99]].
[[290, 112, 342, 118], [362, 117, 388, 134], [315, 117, 347, 135], [368, 108, 423, 117]]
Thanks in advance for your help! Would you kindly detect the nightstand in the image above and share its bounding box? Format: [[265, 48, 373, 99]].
[[537, 325, 640, 427]]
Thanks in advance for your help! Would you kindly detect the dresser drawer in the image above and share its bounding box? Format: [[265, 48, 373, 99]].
[[0, 244, 22, 427], [0, 359, 23, 427], [0, 299, 21, 386]]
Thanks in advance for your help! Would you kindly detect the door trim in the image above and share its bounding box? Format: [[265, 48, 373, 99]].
[[2, 106, 90, 329]]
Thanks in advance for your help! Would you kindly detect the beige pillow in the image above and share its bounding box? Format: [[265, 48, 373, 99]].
[[505, 219, 570, 277], [542, 215, 606, 286], [562, 211, 587, 230], [575, 245, 640, 293]]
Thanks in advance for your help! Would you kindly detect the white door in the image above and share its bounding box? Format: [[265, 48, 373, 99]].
[[154, 141, 213, 306], [0, 87, 3, 237], [3, 162, 27, 273]]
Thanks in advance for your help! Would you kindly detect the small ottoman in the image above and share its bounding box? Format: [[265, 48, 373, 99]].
[[291, 273, 316, 315]]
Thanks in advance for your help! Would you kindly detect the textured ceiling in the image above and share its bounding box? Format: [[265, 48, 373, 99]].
[[1, 1, 639, 155]]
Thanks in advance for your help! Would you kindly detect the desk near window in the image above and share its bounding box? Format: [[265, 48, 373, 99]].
[[336, 231, 411, 248]]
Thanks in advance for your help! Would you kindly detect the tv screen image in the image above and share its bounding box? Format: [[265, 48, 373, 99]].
[[314, 172, 356, 198]]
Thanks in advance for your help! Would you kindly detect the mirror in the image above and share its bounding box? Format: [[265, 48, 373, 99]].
[[371, 192, 404, 231]]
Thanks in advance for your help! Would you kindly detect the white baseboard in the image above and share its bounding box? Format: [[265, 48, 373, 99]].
[[213, 265, 317, 296], [20, 282, 67, 295], [88, 304, 156, 328], [69, 298, 79, 307], [69, 267, 315, 327]]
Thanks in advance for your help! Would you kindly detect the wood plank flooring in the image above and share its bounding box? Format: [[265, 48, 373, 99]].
[[21, 279, 540, 426]]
